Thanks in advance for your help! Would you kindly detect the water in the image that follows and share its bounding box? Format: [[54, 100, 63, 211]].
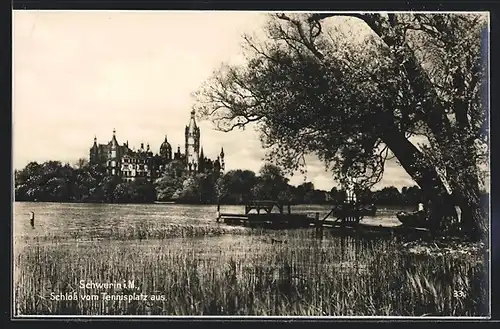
[[13, 202, 488, 317], [13, 202, 409, 240]]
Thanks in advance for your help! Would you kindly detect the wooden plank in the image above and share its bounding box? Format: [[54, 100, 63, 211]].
[[219, 213, 248, 218]]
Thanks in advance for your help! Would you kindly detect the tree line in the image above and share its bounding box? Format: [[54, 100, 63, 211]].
[[14, 159, 441, 206]]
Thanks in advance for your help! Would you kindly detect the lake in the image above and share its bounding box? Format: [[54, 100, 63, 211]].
[[12, 202, 487, 316], [13, 202, 408, 241]]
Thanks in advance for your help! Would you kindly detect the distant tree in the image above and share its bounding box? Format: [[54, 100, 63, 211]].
[[215, 175, 229, 203], [154, 160, 187, 201], [130, 179, 156, 203], [356, 188, 374, 205], [302, 182, 316, 204], [401, 185, 423, 205], [373, 186, 403, 206], [74, 158, 89, 169], [113, 181, 133, 203], [252, 164, 289, 201], [177, 175, 202, 203], [99, 176, 122, 203], [217, 169, 258, 204], [198, 172, 218, 203]]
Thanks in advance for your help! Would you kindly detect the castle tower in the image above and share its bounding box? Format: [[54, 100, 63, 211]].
[[109, 129, 119, 176], [110, 129, 118, 158], [89, 135, 99, 164], [185, 109, 200, 172], [199, 147, 205, 173]]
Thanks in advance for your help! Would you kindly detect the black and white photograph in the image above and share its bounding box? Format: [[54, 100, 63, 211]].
[[13, 10, 490, 317]]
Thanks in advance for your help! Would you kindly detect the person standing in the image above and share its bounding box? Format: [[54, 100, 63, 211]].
[[29, 211, 35, 228]]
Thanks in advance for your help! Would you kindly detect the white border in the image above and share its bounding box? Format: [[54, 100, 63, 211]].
[[11, 9, 492, 321]]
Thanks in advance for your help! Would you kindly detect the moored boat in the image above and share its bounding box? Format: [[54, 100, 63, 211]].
[[396, 211, 428, 228]]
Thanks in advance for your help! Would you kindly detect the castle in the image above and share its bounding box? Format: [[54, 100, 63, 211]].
[[89, 110, 225, 182]]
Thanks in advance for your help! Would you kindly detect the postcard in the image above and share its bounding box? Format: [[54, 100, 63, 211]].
[[12, 10, 490, 318]]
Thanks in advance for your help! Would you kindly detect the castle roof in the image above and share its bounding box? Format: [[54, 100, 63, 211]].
[[160, 135, 172, 151]]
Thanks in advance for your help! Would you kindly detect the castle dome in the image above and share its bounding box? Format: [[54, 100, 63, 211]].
[[160, 135, 172, 158]]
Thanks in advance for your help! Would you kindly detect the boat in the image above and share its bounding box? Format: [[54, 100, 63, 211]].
[[396, 211, 428, 228]]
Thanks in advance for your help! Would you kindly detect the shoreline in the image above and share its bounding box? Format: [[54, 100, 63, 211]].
[[13, 200, 412, 207]]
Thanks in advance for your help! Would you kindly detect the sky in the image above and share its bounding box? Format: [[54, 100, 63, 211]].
[[12, 10, 419, 191]]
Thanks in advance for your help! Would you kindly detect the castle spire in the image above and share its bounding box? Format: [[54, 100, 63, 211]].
[[111, 128, 118, 146], [91, 135, 98, 152], [187, 109, 197, 132]]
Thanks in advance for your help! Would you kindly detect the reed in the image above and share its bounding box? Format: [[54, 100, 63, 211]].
[[14, 228, 487, 316], [16, 222, 255, 244]]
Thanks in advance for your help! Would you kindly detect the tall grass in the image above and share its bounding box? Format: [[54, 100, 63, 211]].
[[14, 226, 488, 316]]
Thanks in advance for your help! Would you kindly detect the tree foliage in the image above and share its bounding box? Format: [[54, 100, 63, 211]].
[[194, 13, 488, 239], [15, 161, 157, 204], [15, 160, 455, 206]]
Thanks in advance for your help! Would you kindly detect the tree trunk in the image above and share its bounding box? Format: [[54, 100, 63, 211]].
[[449, 163, 486, 241], [380, 122, 456, 234]]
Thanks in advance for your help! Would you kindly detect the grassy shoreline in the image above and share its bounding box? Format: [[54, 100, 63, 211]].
[[14, 226, 488, 316]]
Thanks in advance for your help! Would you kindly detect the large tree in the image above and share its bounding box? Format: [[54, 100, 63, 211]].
[[252, 164, 292, 202], [154, 160, 186, 201], [216, 169, 258, 203], [194, 13, 488, 240]]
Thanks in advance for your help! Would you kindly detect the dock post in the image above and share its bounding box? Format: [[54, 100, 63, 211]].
[[288, 204, 291, 214], [315, 212, 320, 229], [216, 203, 220, 222]]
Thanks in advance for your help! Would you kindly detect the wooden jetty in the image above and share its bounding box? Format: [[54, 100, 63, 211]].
[[216, 200, 429, 237], [217, 200, 314, 228], [216, 200, 374, 230]]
